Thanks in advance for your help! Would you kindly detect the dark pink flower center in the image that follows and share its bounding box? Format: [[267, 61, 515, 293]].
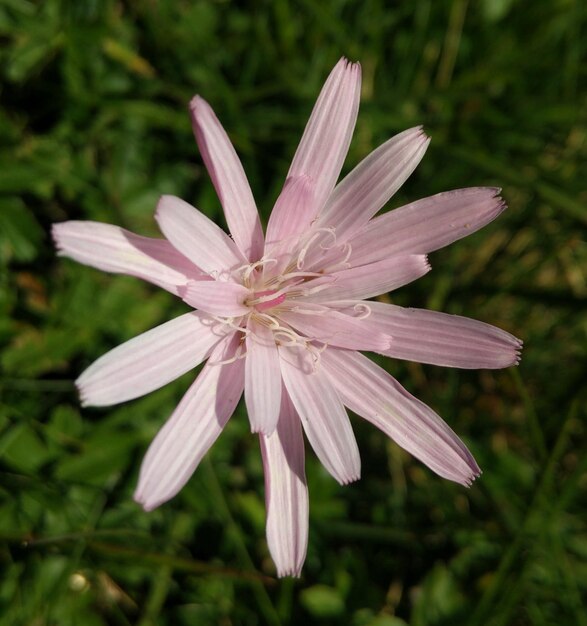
[[252, 289, 287, 312]]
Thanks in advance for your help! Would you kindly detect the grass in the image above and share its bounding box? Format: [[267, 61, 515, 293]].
[[1, 0, 586, 624]]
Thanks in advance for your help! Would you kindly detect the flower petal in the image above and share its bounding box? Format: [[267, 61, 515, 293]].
[[279, 346, 360, 485], [348, 187, 507, 266], [279, 307, 391, 352], [245, 318, 282, 434], [52, 221, 207, 295], [303, 255, 430, 302], [336, 301, 522, 368], [322, 349, 480, 486], [180, 280, 250, 317], [260, 387, 308, 577], [265, 175, 316, 249], [190, 96, 264, 261], [287, 57, 361, 214], [134, 333, 244, 511], [77, 312, 229, 406], [317, 127, 430, 241], [155, 195, 246, 276]]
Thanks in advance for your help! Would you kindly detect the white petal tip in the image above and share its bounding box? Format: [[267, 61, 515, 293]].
[[133, 492, 158, 512], [276, 566, 303, 579], [189, 95, 209, 115], [462, 468, 482, 488], [338, 471, 361, 486], [251, 424, 278, 437]]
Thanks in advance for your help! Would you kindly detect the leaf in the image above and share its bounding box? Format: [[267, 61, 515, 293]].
[[0, 198, 44, 262], [300, 584, 345, 618]]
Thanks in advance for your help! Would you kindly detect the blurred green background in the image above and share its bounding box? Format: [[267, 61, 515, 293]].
[[1, 0, 586, 624]]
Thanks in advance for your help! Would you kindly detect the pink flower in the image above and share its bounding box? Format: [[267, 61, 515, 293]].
[[53, 58, 521, 577]]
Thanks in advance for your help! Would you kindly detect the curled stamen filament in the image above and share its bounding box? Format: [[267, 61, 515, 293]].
[[353, 303, 372, 319], [236, 257, 278, 285], [322, 242, 353, 272], [212, 316, 249, 334], [296, 227, 337, 269], [209, 345, 247, 366]]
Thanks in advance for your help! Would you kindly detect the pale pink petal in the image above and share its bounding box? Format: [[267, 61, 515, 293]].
[[287, 57, 361, 215], [336, 300, 522, 368], [303, 255, 430, 302], [52, 221, 208, 295], [134, 333, 244, 511], [322, 349, 480, 486], [279, 346, 360, 485], [279, 307, 391, 352], [180, 280, 250, 317], [260, 387, 308, 577], [317, 127, 430, 241], [155, 195, 246, 276], [245, 319, 282, 434], [190, 96, 264, 261], [348, 188, 507, 266], [77, 312, 229, 407], [265, 175, 315, 249]]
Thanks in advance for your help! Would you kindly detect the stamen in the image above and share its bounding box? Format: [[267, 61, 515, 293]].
[[353, 303, 372, 319], [236, 258, 278, 286], [322, 242, 353, 272], [211, 316, 250, 334], [254, 312, 281, 330], [209, 345, 247, 366], [296, 227, 336, 270]]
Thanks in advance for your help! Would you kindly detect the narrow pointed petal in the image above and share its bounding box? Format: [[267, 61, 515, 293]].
[[317, 127, 430, 242], [245, 319, 282, 434], [180, 280, 250, 317], [260, 388, 308, 577], [337, 301, 522, 368], [322, 349, 480, 486], [155, 195, 246, 276], [279, 307, 391, 352], [303, 255, 430, 302], [190, 96, 264, 261], [52, 221, 207, 294], [265, 175, 316, 248], [348, 188, 507, 266], [77, 312, 229, 407], [134, 333, 244, 511], [288, 57, 361, 213], [279, 346, 360, 485]]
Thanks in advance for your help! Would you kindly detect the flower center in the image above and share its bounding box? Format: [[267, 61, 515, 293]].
[[249, 289, 287, 312]]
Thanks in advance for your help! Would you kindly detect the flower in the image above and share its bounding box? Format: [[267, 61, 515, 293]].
[[53, 57, 522, 577]]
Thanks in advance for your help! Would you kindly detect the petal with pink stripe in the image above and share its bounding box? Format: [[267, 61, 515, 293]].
[[322, 348, 480, 486], [335, 300, 522, 368], [317, 127, 430, 241], [52, 221, 207, 295], [190, 96, 264, 261], [302, 255, 430, 302], [348, 187, 507, 266], [279, 346, 360, 485], [260, 387, 308, 577], [279, 307, 391, 352], [134, 333, 244, 511], [155, 195, 246, 276], [77, 312, 230, 407], [265, 175, 316, 250], [287, 58, 361, 215], [245, 319, 282, 435], [181, 280, 250, 317]]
